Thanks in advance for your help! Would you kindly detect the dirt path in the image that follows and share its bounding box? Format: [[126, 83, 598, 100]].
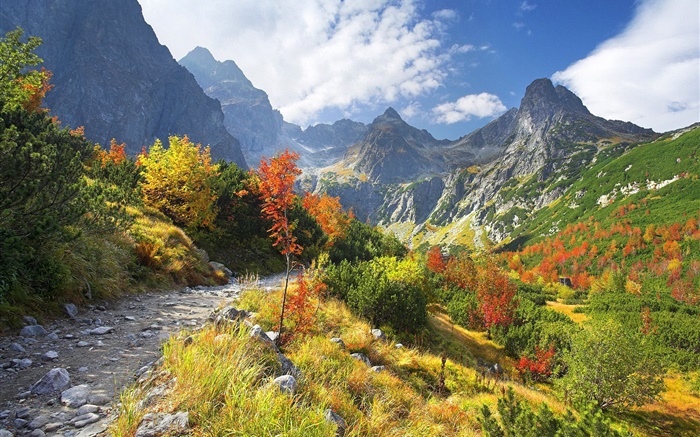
[[0, 276, 283, 436]]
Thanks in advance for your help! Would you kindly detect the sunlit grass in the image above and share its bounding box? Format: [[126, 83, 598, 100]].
[[546, 300, 588, 324]]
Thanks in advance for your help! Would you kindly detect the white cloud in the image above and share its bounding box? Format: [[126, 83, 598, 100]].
[[401, 101, 422, 119], [553, 0, 699, 132], [520, 1, 537, 13], [138, 0, 463, 125], [432, 93, 506, 124]]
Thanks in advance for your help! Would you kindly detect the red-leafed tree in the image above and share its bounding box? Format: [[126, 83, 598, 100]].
[[477, 261, 518, 338], [516, 344, 556, 382], [253, 149, 303, 344]]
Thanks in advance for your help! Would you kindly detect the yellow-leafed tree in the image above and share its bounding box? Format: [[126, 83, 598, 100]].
[[139, 135, 218, 229]]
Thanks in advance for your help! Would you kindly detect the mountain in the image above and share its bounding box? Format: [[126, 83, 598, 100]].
[[178, 47, 367, 168], [0, 0, 247, 167], [313, 78, 658, 247]]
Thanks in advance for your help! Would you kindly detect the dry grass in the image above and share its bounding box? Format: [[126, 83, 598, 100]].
[[546, 300, 588, 324]]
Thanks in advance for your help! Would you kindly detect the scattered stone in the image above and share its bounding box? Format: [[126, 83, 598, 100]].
[[76, 405, 99, 416], [277, 352, 301, 379], [64, 334, 75, 339], [12, 358, 32, 369], [324, 409, 348, 436], [16, 407, 30, 418], [140, 331, 154, 338], [20, 325, 48, 337], [147, 324, 162, 331], [29, 414, 50, 430], [250, 324, 275, 346], [17, 391, 32, 399], [0, 410, 10, 420], [370, 328, 386, 342], [87, 393, 111, 406], [29, 429, 46, 437], [23, 316, 38, 326], [76, 341, 90, 348], [42, 351, 59, 361], [395, 343, 403, 349], [124, 316, 136, 321], [330, 338, 346, 349], [47, 332, 60, 341], [31, 368, 71, 395], [272, 375, 297, 395], [0, 429, 13, 437], [371, 365, 386, 373], [350, 353, 371, 367], [44, 423, 62, 432], [89, 326, 113, 335], [135, 412, 189, 437], [70, 412, 100, 428], [23, 338, 37, 346], [78, 367, 88, 373], [10, 342, 26, 353], [61, 385, 91, 408], [65, 303, 79, 319], [96, 305, 107, 311], [14, 418, 28, 429]]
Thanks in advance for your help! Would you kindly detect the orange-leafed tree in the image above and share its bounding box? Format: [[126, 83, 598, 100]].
[[139, 135, 219, 229], [94, 138, 127, 166], [426, 245, 447, 274], [477, 261, 518, 338], [302, 192, 351, 247], [253, 149, 303, 344]]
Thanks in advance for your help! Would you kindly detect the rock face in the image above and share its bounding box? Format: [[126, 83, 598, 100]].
[[179, 47, 367, 168], [0, 0, 246, 167]]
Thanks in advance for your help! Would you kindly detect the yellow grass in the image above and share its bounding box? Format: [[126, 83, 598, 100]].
[[546, 300, 588, 324]]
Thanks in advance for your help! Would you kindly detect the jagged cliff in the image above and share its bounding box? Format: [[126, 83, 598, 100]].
[[0, 0, 246, 167]]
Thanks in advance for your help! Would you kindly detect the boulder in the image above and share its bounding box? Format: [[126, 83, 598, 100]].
[[135, 412, 189, 437], [61, 384, 91, 408], [370, 329, 386, 342], [272, 375, 297, 396], [31, 368, 70, 394], [324, 409, 348, 436], [350, 353, 371, 367], [20, 325, 47, 337], [330, 338, 346, 349], [64, 303, 79, 319], [371, 365, 385, 373]]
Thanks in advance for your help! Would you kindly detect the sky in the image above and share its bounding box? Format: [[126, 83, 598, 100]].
[[138, 0, 699, 140]]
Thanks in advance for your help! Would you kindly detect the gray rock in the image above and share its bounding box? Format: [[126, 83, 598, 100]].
[[250, 324, 276, 346], [135, 412, 189, 437], [31, 368, 71, 394], [14, 418, 28, 429], [20, 325, 47, 337], [124, 316, 136, 321], [370, 329, 386, 341], [23, 316, 38, 326], [12, 358, 32, 369], [23, 337, 37, 345], [47, 332, 59, 341], [87, 393, 111, 406], [65, 304, 79, 319], [10, 342, 26, 353], [78, 367, 89, 373], [61, 384, 91, 408], [17, 390, 32, 399], [272, 375, 297, 395], [29, 430, 45, 437], [140, 331, 154, 339], [371, 365, 386, 373], [76, 341, 90, 348], [0, 410, 10, 420], [29, 414, 50, 430], [76, 405, 99, 416], [42, 351, 59, 361], [350, 353, 371, 367], [16, 407, 30, 418], [70, 413, 100, 428], [0, 430, 13, 437], [395, 343, 404, 349], [44, 423, 62, 432], [324, 409, 348, 436], [277, 352, 301, 379], [209, 261, 233, 277], [330, 338, 346, 349], [89, 326, 113, 335]]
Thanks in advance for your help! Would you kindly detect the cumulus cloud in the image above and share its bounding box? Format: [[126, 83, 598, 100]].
[[553, 0, 699, 132], [432, 93, 506, 124], [139, 0, 463, 125]]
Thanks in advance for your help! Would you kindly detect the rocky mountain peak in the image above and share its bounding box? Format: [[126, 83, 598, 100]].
[[378, 107, 402, 121], [518, 78, 589, 123]]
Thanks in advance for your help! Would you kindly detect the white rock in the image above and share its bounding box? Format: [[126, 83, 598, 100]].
[[61, 384, 91, 408], [272, 375, 297, 395]]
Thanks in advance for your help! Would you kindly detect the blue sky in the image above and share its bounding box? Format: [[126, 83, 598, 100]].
[[139, 0, 698, 140]]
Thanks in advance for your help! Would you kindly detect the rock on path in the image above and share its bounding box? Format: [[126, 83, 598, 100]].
[[0, 277, 270, 435]]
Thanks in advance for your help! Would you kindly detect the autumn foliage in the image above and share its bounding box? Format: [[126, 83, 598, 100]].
[[516, 344, 556, 382], [302, 193, 352, 247], [139, 135, 219, 229]]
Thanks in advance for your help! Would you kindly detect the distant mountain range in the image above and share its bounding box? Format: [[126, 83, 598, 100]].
[[7, 0, 691, 248]]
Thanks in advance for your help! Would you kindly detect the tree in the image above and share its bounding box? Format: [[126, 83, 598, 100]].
[[302, 192, 351, 247], [426, 245, 447, 274], [558, 319, 664, 410], [0, 28, 49, 112], [477, 261, 518, 337], [139, 135, 219, 229], [253, 149, 303, 344]]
